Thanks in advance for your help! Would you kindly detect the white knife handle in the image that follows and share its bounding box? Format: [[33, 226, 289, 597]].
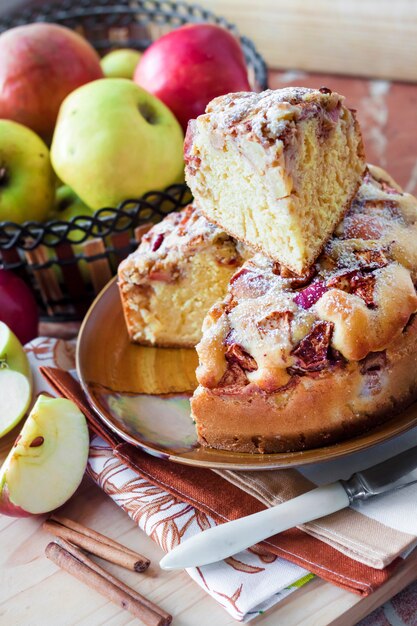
[[160, 482, 349, 570]]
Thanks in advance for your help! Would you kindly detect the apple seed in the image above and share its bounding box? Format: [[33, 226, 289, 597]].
[[29, 436, 45, 448]]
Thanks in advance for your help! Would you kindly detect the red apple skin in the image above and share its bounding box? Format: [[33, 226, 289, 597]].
[[0, 270, 38, 345], [0, 482, 32, 517], [134, 24, 251, 131], [0, 23, 104, 143]]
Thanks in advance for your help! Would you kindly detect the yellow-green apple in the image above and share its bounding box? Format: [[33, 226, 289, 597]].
[[101, 48, 142, 79], [0, 395, 89, 517], [0, 322, 32, 438], [0, 23, 103, 143], [51, 79, 184, 209], [134, 24, 251, 131], [0, 120, 56, 224], [0, 269, 39, 344], [54, 185, 94, 223]]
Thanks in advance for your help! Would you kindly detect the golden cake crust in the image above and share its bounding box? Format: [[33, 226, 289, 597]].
[[191, 166, 417, 453]]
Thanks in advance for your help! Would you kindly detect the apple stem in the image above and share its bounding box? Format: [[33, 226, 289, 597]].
[[0, 357, 9, 369], [0, 166, 8, 186]]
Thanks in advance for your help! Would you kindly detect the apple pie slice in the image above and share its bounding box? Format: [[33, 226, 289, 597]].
[[191, 166, 417, 453], [185, 87, 365, 274], [118, 204, 251, 348]]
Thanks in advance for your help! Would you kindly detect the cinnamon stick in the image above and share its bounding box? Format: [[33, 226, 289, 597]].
[[49, 514, 142, 558], [43, 516, 150, 572], [45, 542, 171, 626]]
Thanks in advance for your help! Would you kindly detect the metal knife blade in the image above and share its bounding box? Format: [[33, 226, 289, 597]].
[[159, 444, 417, 570]]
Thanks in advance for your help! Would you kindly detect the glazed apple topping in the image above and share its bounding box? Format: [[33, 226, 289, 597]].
[[327, 270, 376, 308], [294, 280, 328, 309], [176, 204, 198, 235], [225, 341, 258, 372], [229, 267, 272, 299], [218, 362, 251, 388], [224, 294, 239, 313], [353, 249, 388, 270], [290, 321, 334, 372], [151, 233, 164, 252], [229, 267, 251, 284], [257, 310, 293, 335], [148, 263, 180, 282], [273, 263, 317, 288], [350, 274, 376, 307], [326, 269, 358, 291]]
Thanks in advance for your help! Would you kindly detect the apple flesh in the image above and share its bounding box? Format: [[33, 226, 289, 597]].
[[51, 78, 184, 210], [0, 321, 32, 439], [134, 23, 251, 131], [0, 395, 89, 517], [101, 48, 142, 79], [0, 119, 56, 223], [0, 23, 103, 143], [0, 270, 39, 345], [0, 322, 32, 438], [0, 320, 31, 378], [0, 370, 31, 440]]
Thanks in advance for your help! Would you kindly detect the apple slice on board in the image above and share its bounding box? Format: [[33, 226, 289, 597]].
[[0, 321, 32, 437], [0, 395, 89, 517]]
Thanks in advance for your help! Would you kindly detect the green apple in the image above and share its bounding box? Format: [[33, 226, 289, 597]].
[[0, 322, 32, 438], [54, 184, 94, 222], [101, 48, 142, 79], [0, 395, 89, 517], [51, 78, 184, 210], [0, 120, 56, 224]]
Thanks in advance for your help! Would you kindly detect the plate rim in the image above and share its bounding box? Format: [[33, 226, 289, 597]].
[[76, 278, 417, 470]]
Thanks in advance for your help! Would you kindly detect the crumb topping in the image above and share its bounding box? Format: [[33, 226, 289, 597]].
[[202, 87, 344, 145], [119, 204, 251, 286]]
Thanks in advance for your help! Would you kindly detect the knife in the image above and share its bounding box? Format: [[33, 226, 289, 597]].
[[159, 444, 417, 570]]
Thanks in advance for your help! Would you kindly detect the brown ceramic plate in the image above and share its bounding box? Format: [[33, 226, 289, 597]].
[[76, 277, 417, 470]]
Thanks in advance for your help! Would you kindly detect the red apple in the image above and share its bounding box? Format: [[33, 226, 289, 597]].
[[0, 270, 38, 345], [0, 23, 104, 143], [134, 24, 251, 131]]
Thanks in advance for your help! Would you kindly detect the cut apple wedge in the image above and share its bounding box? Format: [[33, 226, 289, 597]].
[[0, 321, 32, 437], [0, 395, 89, 517], [0, 370, 32, 438]]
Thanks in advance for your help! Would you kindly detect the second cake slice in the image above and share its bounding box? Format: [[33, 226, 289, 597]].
[[185, 87, 365, 274]]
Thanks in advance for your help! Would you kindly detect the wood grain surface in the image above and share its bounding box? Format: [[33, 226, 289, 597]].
[[198, 0, 417, 82]]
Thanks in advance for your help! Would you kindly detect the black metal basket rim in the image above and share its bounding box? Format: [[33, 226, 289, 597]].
[[0, 183, 191, 250]]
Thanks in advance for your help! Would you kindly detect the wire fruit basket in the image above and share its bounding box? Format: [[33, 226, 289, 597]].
[[0, 0, 268, 321]]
